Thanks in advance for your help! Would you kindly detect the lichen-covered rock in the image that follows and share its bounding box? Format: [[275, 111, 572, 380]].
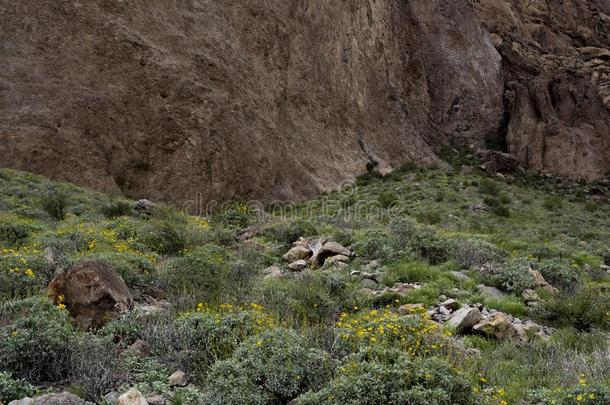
[[447, 306, 483, 333], [48, 261, 133, 329]]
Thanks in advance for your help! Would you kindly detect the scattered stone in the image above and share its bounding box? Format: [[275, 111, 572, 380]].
[[440, 298, 460, 311], [471, 203, 491, 213], [364, 260, 381, 271], [461, 165, 474, 175], [446, 288, 469, 298], [360, 279, 378, 289], [288, 260, 308, 271], [117, 388, 148, 405], [262, 265, 283, 279], [383, 282, 421, 296], [449, 271, 471, 282], [168, 370, 188, 387], [235, 226, 262, 242], [350, 270, 384, 284], [134, 199, 155, 217], [283, 237, 351, 267], [398, 303, 426, 315], [528, 268, 559, 294], [282, 246, 311, 262], [145, 396, 167, 405], [521, 289, 540, 302], [324, 255, 350, 266], [48, 261, 133, 329], [465, 348, 481, 357], [9, 393, 93, 405], [447, 306, 483, 333], [312, 240, 351, 265], [477, 284, 506, 299], [473, 314, 519, 341]]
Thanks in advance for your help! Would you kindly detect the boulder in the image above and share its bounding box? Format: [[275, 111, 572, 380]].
[[311, 241, 351, 266], [447, 306, 483, 333], [528, 268, 559, 294], [440, 299, 460, 311], [288, 260, 308, 271], [479, 150, 520, 174], [117, 389, 148, 405], [521, 289, 540, 302], [603, 253, 610, 266], [398, 303, 426, 315], [48, 261, 133, 329], [282, 246, 311, 262], [9, 392, 93, 405], [168, 370, 188, 387], [324, 255, 350, 266], [262, 265, 283, 279], [477, 284, 506, 299], [235, 226, 262, 242], [145, 396, 167, 405], [473, 314, 519, 341], [134, 199, 154, 217]]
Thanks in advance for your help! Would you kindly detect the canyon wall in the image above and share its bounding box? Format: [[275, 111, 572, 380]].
[[0, 0, 608, 204]]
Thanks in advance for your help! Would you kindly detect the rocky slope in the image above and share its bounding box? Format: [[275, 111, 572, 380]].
[[0, 0, 608, 205]]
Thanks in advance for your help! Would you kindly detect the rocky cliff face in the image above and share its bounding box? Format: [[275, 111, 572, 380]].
[[0, 0, 608, 205], [475, 0, 610, 181]]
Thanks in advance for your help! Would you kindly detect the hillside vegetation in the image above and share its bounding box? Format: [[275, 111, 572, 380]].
[[0, 153, 609, 404]]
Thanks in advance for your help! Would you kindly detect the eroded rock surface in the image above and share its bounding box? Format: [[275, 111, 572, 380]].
[[0, 0, 607, 202]]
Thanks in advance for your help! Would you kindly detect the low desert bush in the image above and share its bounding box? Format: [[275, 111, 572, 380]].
[[138, 219, 188, 255], [298, 347, 475, 404], [0, 297, 75, 383], [144, 303, 276, 380], [537, 284, 610, 331], [263, 219, 318, 246], [412, 230, 456, 265], [0, 371, 38, 404], [70, 334, 126, 401], [202, 328, 334, 405], [40, 189, 69, 220]]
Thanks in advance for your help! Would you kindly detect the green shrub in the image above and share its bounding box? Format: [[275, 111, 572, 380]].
[[388, 216, 418, 248], [0, 216, 38, 247], [202, 328, 333, 405], [528, 384, 610, 405], [536, 259, 580, 291], [452, 238, 503, 269], [262, 219, 318, 245], [161, 245, 234, 302], [415, 209, 443, 225], [297, 348, 475, 405], [100, 199, 132, 218], [352, 229, 397, 261], [144, 304, 276, 380], [40, 189, 68, 220], [0, 251, 48, 300], [487, 260, 536, 294], [70, 334, 126, 401], [543, 195, 564, 211], [0, 297, 75, 383], [537, 284, 610, 331], [214, 201, 257, 228], [386, 260, 441, 284], [257, 271, 357, 327], [412, 230, 456, 265], [138, 219, 188, 255], [478, 179, 500, 195], [0, 371, 38, 404], [377, 191, 399, 209], [492, 204, 511, 217]]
